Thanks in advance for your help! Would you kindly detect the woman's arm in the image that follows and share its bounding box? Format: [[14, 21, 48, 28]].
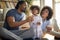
[[48, 31, 60, 37]]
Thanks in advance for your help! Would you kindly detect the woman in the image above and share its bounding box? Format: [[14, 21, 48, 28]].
[[40, 6, 53, 40]]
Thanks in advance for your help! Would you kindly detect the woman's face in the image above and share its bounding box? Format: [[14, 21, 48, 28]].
[[41, 9, 49, 19], [32, 8, 38, 15]]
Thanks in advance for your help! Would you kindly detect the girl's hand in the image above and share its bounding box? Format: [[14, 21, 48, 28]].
[[37, 22, 41, 25]]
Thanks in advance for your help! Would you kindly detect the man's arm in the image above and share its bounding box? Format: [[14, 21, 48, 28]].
[[7, 16, 33, 28]]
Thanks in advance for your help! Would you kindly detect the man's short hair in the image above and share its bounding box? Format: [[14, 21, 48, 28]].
[[15, 1, 26, 9]]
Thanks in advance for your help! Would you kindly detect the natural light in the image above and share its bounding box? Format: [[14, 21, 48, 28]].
[[45, 0, 52, 8], [55, 3, 60, 29], [31, 0, 60, 40], [32, 0, 54, 40], [32, 0, 40, 6], [44, 0, 54, 40]]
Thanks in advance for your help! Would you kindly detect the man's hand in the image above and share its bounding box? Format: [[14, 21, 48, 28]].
[[26, 16, 34, 22]]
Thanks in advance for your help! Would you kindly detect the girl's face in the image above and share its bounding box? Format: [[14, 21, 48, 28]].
[[41, 9, 49, 19], [32, 8, 38, 15]]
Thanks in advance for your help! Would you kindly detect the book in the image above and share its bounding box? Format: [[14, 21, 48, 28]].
[[10, 2, 14, 8], [5, 2, 9, 8], [2, 2, 6, 8], [12, 0, 18, 2], [14, 3, 17, 7], [2, 0, 9, 1], [0, 14, 3, 21], [6, 2, 11, 8], [0, 2, 4, 8], [8, 0, 12, 2]]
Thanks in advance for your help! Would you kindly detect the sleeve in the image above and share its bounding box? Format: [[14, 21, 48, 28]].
[[39, 16, 42, 24], [22, 13, 26, 20], [6, 9, 15, 17], [47, 20, 51, 27], [48, 31, 60, 37]]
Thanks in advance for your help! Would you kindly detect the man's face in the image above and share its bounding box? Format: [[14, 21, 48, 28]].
[[20, 2, 27, 12]]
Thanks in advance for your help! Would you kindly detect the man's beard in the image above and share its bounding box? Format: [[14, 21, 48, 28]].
[[21, 8, 26, 12]]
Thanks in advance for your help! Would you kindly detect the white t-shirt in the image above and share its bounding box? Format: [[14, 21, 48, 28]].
[[30, 15, 43, 38]]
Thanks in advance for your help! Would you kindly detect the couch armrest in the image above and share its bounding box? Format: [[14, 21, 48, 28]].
[[0, 27, 23, 40]]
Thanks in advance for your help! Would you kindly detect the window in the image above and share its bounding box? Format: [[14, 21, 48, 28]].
[[55, 0, 60, 29], [44, 0, 53, 24], [45, 0, 52, 8], [32, 0, 40, 7], [0, 9, 4, 21], [44, 0, 54, 40]]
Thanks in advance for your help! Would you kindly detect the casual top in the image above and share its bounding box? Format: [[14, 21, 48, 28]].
[[41, 19, 50, 32], [3, 9, 26, 30], [29, 15, 43, 38]]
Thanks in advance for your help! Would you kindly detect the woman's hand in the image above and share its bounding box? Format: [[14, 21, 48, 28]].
[[46, 26, 52, 32]]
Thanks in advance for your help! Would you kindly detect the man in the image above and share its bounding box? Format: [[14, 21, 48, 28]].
[[3, 1, 33, 39]]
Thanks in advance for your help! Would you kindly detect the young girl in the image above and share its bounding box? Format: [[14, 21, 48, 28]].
[[30, 5, 43, 40]]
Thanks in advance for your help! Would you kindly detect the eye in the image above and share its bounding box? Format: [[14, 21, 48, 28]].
[[42, 11, 45, 14], [45, 10, 49, 13]]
